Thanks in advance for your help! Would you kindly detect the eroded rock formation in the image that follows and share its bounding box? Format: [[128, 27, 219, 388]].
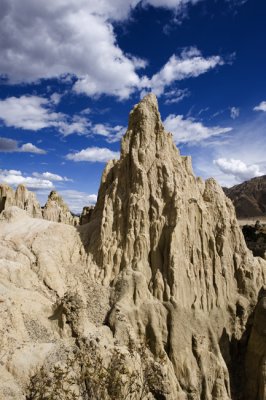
[[80, 205, 94, 225], [0, 185, 78, 225], [0, 94, 266, 400], [0, 184, 42, 218], [87, 94, 266, 398], [42, 190, 79, 225]]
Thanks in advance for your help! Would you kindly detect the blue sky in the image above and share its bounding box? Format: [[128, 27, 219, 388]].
[[0, 0, 266, 213]]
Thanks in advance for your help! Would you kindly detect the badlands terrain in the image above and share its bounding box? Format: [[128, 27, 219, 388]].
[[224, 176, 266, 220], [0, 94, 266, 400]]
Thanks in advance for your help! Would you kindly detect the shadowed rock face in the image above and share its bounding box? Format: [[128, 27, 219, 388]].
[[246, 293, 266, 400], [0, 94, 266, 399], [224, 176, 266, 218], [80, 206, 94, 225]]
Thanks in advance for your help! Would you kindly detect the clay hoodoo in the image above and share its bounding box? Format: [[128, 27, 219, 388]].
[[87, 94, 266, 398], [15, 184, 42, 218], [42, 190, 79, 225], [0, 183, 15, 212], [0, 183, 42, 218]]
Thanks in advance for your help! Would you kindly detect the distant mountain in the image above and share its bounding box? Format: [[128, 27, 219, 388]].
[[224, 175, 266, 218]]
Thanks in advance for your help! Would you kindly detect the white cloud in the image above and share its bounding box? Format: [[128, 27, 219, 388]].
[[0, 169, 54, 189], [0, 95, 62, 131], [57, 190, 97, 214], [230, 107, 240, 119], [164, 88, 190, 104], [50, 93, 62, 105], [214, 158, 264, 182], [0, 136, 46, 154], [20, 143, 46, 154], [32, 172, 70, 182], [163, 114, 232, 144], [254, 101, 266, 112], [142, 48, 223, 96], [58, 116, 90, 136], [66, 147, 120, 162], [0, 2, 223, 99], [0, 0, 143, 99], [91, 124, 126, 143], [143, 0, 200, 7], [0, 95, 90, 135]]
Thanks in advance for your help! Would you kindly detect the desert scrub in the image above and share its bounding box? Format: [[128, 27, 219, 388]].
[[26, 340, 169, 400]]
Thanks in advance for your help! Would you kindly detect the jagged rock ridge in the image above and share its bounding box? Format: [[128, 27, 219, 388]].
[[224, 175, 266, 218], [0, 94, 266, 400], [87, 94, 266, 398], [0, 185, 79, 225], [0, 183, 42, 218]]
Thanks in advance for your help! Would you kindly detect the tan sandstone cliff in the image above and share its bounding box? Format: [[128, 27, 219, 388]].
[[0, 94, 266, 400]]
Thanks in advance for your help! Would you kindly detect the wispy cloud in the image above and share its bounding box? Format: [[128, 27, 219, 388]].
[[66, 147, 120, 162], [190, 113, 266, 187], [163, 114, 232, 145], [141, 47, 224, 96], [91, 124, 126, 143], [230, 107, 240, 119], [32, 172, 71, 182], [164, 88, 190, 104]]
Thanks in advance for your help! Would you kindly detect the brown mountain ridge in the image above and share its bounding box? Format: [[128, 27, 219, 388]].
[[223, 175, 266, 219]]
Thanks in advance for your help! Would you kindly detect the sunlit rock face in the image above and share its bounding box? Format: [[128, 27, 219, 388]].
[[42, 190, 79, 225], [0, 183, 42, 218], [87, 93, 266, 398], [0, 94, 266, 399]]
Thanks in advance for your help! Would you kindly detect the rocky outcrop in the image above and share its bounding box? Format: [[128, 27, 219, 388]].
[[0, 94, 266, 399], [0, 184, 42, 218], [224, 176, 266, 218], [0, 185, 80, 225], [87, 94, 266, 398], [80, 206, 94, 225], [0, 183, 15, 212], [242, 223, 266, 259], [42, 190, 79, 225]]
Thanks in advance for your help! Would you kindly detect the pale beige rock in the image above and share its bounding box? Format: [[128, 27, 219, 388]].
[[42, 190, 79, 225], [0, 94, 266, 399], [0, 184, 16, 212], [15, 184, 42, 218], [0, 184, 42, 218], [88, 94, 266, 398]]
